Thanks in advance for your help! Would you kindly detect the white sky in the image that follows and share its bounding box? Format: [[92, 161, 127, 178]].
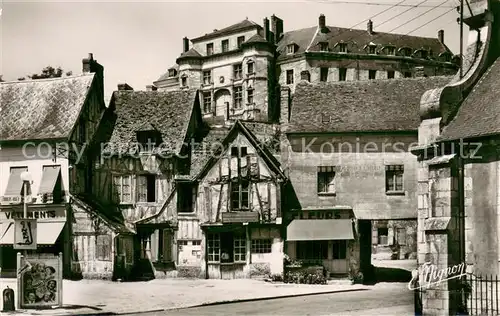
[[0, 0, 467, 98]]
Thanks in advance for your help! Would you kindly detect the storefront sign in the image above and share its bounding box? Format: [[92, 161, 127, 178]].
[[5, 210, 56, 219], [17, 253, 63, 308], [289, 209, 353, 220], [222, 212, 259, 223], [0, 206, 65, 220], [14, 219, 37, 250]]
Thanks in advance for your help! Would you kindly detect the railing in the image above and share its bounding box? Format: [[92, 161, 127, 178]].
[[464, 274, 500, 315]]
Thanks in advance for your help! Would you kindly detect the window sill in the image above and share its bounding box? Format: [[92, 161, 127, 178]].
[[178, 212, 196, 217], [208, 262, 246, 265], [317, 192, 336, 197], [386, 191, 405, 196]]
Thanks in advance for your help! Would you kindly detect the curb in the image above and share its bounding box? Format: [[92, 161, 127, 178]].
[[167, 287, 369, 311]]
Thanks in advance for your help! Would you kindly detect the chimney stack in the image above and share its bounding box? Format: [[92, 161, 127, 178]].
[[271, 15, 284, 44], [117, 83, 134, 91], [319, 14, 326, 30], [82, 53, 104, 100], [367, 20, 374, 35], [146, 85, 157, 91], [438, 30, 444, 44], [82, 53, 94, 73], [279, 86, 291, 125], [300, 70, 310, 82], [183, 37, 190, 53], [263, 18, 270, 42]]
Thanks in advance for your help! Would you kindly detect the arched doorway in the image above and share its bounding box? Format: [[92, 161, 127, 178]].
[[214, 89, 231, 120]]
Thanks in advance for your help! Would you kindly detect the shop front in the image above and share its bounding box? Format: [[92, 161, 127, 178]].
[[285, 208, 357, 277], [0, 204, 69, 277]]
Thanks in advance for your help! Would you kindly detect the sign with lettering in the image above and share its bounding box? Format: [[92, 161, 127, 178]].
[[222, 212, 259, 223], [6, 210, 56, 220], [288, 209, 354, 221], [14, 219, 37, 250], [1, 196, 22, 204], [0, 206, 65, 221]]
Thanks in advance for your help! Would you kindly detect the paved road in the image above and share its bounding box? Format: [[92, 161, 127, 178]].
[[133, 283, 413, 316]]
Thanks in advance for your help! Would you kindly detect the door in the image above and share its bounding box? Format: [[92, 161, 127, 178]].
[[162, 229, 173, 262], [214, 89, 231, 120]]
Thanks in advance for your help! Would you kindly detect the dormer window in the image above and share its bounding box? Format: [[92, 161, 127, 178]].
[[368, 45, 376, 54], [439, 52, 452, 62], [400, 47, 413, 57], [319, 42, 328, 52], [168, 69, 178, 77], [386, 46, 396, 56], [338, 43, 347, 53], [237, 36, 245, 49], [206, 43, 214, 56], [136, 129, 162, 151], [415, 49, 429, 59], [287, 43, 297, 54]]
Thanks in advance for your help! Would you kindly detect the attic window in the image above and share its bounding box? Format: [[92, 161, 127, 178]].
[[237, 36, 245, 49], [319, 42, 328, 52], [387, 47, 396, 56], [136, 130, 162, 150], [287, 44, 296, 54], [338, 43, 347, 53], [368, 45, 376, 54], [400, 47, 413, 57], [168, 69, 178, 77]]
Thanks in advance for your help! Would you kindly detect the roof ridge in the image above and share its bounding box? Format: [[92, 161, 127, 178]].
[[0, 73, 94, 84]]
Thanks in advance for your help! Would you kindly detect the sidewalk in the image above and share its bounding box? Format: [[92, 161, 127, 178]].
[[0, 278, 367, 315], [327, 304, 414, 316]]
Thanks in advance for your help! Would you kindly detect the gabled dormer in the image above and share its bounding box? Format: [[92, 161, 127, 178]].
[[399, 47, 413, 57], [286, 42, 299, 55], [136, 123, 162, 152]]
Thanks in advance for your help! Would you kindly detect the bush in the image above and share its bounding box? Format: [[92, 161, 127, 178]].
[[284, 270, 327, 285], [271, 273, 283, 282]]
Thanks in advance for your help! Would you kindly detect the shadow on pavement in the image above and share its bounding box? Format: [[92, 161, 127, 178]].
[[363, 265, 412, 285]]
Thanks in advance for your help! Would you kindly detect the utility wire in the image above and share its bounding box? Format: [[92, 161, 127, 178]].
[[305, 0, 455, 8], [405, 7, 457, 35]]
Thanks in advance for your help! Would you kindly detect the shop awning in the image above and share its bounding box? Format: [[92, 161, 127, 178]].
[[38, 166, 61, 194], [4, 167, 27, 196], [287, 219, 355, 241], [0, 221, 66, 245]]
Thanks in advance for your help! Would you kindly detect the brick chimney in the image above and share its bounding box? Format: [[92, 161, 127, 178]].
[[82, 53, 104, 102], [271, 15, 283, 43], [319, 14, 326, 32], [263, 17, 270, 42], [300, 70, 310, 82], [279, 86, 291, 125], [438, 30, 444, 44], [183, 37, 190, 53], [117, 83, 134, 91], [146, 85, 157, 91], [367, 20, 374, 35]]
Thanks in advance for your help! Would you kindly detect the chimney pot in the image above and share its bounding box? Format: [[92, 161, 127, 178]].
[[270, 14, 284, 44], [263, 17, 270, 42], [183, 37, 190, 53], [117, 83, 134, 91], [367, 20, 374, 34], [438, 30, 444, 44], [319, 14, 326, 30]]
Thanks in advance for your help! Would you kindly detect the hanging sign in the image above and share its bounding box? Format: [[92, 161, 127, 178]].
[[14, 219, 37, 250]]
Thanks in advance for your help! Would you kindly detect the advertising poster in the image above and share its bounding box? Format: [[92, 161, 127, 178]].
[[18, 253, 62, 308]]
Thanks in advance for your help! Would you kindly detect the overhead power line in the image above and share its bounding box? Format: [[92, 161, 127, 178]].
[[405, 6, 457, 35], [306, 0, 455, 8]]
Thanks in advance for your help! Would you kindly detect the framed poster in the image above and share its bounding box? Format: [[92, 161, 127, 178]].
[[17, 253, 63, 308], [14, 219, 37, 250]]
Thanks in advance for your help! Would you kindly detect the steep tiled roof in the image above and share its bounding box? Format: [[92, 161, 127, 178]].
[[289, 76, 453, 133], [154, 65, 179, 83], [0, 74, 95, 142], [178, 48, 203, 59], [277, 25, 451, 60], [243, 34, 268, 45], [439, 57, 500, 141], [104, 89, 198, 155], [191, 19, 261, 42], [190, 127, 231, 177]]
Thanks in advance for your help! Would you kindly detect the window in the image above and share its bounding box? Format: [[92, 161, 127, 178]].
[[96, 234, 112, 261], [233, 86, 243, 108], [234, 236, 246, 262], [193, 240, 201, 246], [177, 182, 194, 213], [181, 76, 187, 87], [286, 69, 294, 85], [368, 45, 376, 54], [369, 70, 377, 80], [378, 227, 389, 245], [221, 39, 229, 53], [296, 241, 328, 260], [233, 64, 242, 80], [385, 165, 404, 193], [404, 72, 412, 78], [231, 181, 249, 211], [319, 42, 328, 52], [252, 239, 272, 253], [202, 92, 212, 113], [247, 88, 254, 104], [317, 166, 335, 194], [401, 48, 412, 57], [137, 174, 156, 203], [113, 175, 132, 203], [339, 43, 347, 53], [320, 68, 328, 82], [339, 68, 347, 81], [387, 47, 396, 55], [168, 69, 177, 77], [206, 43, 214, 56], [137, 131, 161, 149], [332, 240, 347, 259], [237, 36, 245, 48], [247, 61, 254, 75], [287, 44, 296, 54], [387, 71, 395, 79], [207, 233, 220, 262], [203, 70, 212, 85]]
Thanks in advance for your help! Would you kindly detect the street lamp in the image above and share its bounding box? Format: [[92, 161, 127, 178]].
[[20, 171, 32, 219]]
